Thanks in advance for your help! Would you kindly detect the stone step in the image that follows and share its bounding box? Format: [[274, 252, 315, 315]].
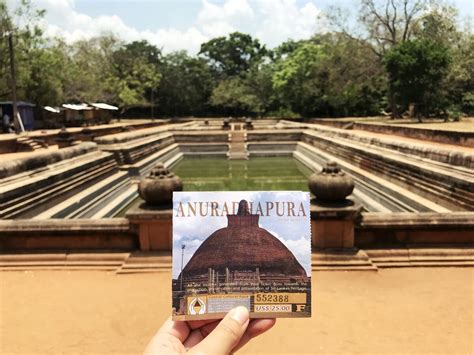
[[227, 131, 248, 160], [375, 261, 474, 268], [301, 130, 473, 210], [0, 249, 472, 272], [311, 249, 377, 271], [281, 120, 474, 168], [295, 143, 451, 212], [0, 266, 117, 271], [0, 153, 119, 218]]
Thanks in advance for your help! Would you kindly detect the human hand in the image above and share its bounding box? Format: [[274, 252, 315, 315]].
[[144, 306, 276, 354]]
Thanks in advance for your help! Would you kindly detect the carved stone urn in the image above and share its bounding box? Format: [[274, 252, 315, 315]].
[[138, 163, 183, 205], [308, 161, 354, 202]]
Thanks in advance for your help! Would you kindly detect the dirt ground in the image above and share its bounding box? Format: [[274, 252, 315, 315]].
[[0, 268, 473, 354]]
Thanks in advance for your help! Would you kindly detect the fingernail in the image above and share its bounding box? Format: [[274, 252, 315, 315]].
[[230, 306, 249, 325]]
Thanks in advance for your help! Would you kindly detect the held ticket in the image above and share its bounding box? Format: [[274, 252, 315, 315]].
[[172, 191, 311, 320]]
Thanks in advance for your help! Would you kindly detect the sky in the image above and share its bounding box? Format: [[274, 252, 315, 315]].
[[172, 191, 311, 279], [8, 0, 474, 54]]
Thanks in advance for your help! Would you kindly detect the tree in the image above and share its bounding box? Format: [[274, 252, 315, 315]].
[[329, 0, 437, 117], [384, 39, 451, 119], [157, 51, 215, 116], [0, 0, 47, 101], [272, 41, 330, 117], [444, 33, 474, 116], [64, 35, 121, 104], [416, 7, 473, 117], [320, 34, 386, 117], [209, 62, 275, 117], [112, 40, 162, 106], [199, 32, 268, 77], [416, 6, 460, 46], [0, 0, 13, 99], [26, 40, 70, 106], [210, 77, 260, 116], [272, 34, 386, 118]]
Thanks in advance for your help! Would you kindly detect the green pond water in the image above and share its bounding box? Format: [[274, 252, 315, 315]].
[[172, 157, 312, 191], [117, 157, 312, 216]]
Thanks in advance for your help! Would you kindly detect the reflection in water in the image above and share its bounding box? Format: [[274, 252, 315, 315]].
[[172, 157, 312, 191]]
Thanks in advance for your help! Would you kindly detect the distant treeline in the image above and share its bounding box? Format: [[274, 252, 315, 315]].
[[0, 0, 472, 119]]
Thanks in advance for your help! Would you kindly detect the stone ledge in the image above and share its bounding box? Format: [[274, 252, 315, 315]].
[[1, 248, 473, 272], [0, 142, 98, 179], [312, 249, 377, 271], [360, 212, 474, 228], [0, 218, 130, 232], [95, 122, 192, 144], [125, 205, 172, 221]]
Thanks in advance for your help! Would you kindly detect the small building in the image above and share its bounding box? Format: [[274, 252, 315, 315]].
[[90, 103, 119, 123], [0, 101, 36, 131], [42, 106, 63, 128], [62, 103, 94, 124]]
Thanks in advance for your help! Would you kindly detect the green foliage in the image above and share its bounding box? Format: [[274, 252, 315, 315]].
[[157, 51, 214, 116], [210, 76, 260, 116], [113, 40, 162, 106], [446, 105, 462, 121], [384, 39, 451, 115], [272, 41, 329, 117], [0, 0, 471, 120], [199, 32, 268, 77], [272, 35, 385, 117], [444, 34, 474, 115]]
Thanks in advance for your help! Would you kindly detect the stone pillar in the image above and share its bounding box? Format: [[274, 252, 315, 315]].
[[126, 207, 173, 251], [308, 162, 362, 249], [310, 202, 362, 248], [126, 163, 183, 251]]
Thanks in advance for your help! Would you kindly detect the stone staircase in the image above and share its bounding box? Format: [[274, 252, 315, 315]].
[[0, 146, 132, 219], [16, 136, 48, 151], [228, 125, 248, 160], [300, 130, 474, 211]]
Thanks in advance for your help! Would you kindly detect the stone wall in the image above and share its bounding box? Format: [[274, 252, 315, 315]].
[[0, 141, 135, 219], [301, 130, 473, 211], [281, 120, 473, 168], [0, 121, 167, 154], [309, 119, 474, 148], [357, 212, 474, 246], [1, 212, 472, 252], [172, 131, 229, 143], [247, 130, 302, 142], [247, 142, 297, 157], [0, 219, 137, 251], [95, 122, 191, 145], [101, 133, 175, 165], [0, 142, 97, 179]]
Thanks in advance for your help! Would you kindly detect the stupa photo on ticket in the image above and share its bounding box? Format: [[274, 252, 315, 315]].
[[172, 191, 311, 320]]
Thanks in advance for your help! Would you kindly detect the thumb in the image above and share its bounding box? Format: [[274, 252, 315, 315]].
[[191, 306, 250, 355]]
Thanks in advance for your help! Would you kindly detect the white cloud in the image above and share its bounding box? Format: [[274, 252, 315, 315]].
[[9, 0, 326, 54], [255, 0, 327, 48], [198, 0, 255, 37]]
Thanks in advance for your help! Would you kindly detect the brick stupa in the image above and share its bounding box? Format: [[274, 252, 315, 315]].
[[180, 200, 308, 281]]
